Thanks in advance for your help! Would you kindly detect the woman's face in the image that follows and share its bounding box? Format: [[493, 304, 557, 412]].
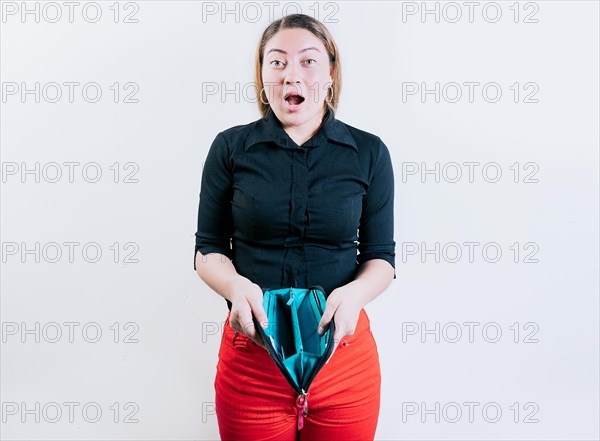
[[261, 28, 334, 130]]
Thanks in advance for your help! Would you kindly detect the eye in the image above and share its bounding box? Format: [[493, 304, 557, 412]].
[[304, 59, 316, 65], [270, 60, 285, 68]]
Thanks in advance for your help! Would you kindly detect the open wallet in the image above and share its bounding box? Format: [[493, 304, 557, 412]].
[[252, 286, 335, 431]]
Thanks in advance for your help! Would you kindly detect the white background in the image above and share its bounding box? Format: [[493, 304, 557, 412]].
[[1, 1, 598, 439]]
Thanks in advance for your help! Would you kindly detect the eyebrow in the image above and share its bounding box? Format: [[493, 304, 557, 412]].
[[266, 47, 321, 56]]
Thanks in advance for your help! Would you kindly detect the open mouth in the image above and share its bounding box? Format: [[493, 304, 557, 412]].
[[284, 92, 305, 106]]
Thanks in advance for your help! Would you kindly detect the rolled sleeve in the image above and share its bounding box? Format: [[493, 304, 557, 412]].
[[194, 132, 234, 271], [357, 139, 396, 277]]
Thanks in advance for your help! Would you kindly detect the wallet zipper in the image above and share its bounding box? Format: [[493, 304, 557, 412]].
[[300, 319, 335, 392], [299, 288, 335, 394], [256, 286, 333, 431], [254, 309, 310, 431], [312, 289, 324, 315]]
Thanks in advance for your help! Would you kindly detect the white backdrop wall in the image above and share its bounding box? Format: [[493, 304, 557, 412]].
[[1, 1, 598, 440]]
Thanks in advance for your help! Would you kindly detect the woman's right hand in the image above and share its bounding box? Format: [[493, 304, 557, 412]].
[[226, 276, 269, 349]]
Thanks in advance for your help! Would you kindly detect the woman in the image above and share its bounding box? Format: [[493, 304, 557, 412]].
[[194, 13, 395, 440]]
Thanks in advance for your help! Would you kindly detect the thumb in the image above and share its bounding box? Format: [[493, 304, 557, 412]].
[[248, 296, 268, 329], [317, 308, 333, 336]]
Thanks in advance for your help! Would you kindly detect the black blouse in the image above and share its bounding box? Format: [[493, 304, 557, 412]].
[[194, 107, 395, 310]]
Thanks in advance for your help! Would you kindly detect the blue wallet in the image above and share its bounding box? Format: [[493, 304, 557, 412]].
[[252, 286, 335, 430]]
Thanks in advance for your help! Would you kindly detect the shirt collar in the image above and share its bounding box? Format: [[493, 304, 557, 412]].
[[244, 106, 358, 152]]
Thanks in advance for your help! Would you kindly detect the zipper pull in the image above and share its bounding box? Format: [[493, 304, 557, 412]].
[[296, 390, 309, 430]]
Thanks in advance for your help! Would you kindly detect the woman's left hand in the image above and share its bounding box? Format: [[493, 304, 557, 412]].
[[316, 280, 367, 364]]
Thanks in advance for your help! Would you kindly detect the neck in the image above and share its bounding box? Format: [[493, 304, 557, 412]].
[[283, 107, 328, 147]]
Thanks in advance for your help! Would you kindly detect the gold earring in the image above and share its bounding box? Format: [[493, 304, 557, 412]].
[[259, 87, 270, 105], [325, 86, 334, 104]]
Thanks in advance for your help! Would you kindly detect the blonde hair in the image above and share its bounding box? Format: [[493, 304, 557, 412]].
[[254, 14, 342, 117]]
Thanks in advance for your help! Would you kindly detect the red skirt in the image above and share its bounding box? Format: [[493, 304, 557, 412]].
[[214, 308, 381, 440]]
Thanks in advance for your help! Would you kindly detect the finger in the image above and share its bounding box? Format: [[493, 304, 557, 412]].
[[234, 319, 266, 349], [247, 293, 268, 330], [228, 309, 245, 335], [239, 314, 260, 341], [231, 309, 266, 348], [247, 321, 268, 349], [324, 324, 345, 364], [252, 332, 267, 349], [317, 305, 336, 336], [317, 303, 335, 335], [232, 299, 257, 337]]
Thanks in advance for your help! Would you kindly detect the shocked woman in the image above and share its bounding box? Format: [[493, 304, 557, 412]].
[[194, 13, 395, 441]]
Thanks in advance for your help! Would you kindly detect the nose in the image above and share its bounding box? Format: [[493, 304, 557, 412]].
[[284, 71, 301, 97], [283, 63, 301, 86], [284, 76, 300, 87]]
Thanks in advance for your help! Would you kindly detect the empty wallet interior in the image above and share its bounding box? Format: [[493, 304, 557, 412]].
[[263, 288, 331, 388]]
